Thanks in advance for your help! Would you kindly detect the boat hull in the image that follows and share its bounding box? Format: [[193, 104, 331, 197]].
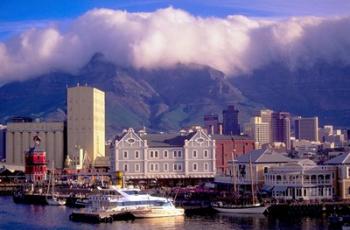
[[213, 206, 267, 214], [46, 196, 66, 206], [132, 208, 185, 218]]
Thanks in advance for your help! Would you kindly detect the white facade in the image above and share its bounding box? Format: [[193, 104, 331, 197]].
[[291, 139, 321, 158], [110, 127, 216, 180], [264, 159, 336, 200]]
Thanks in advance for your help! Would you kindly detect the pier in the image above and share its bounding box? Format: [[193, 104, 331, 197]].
[[69, 209, 146, 223], [266, 201, 350, 217], [0, 183, 21, 195]]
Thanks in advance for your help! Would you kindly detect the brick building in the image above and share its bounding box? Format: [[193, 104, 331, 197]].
[[212, 135, 255, 175]]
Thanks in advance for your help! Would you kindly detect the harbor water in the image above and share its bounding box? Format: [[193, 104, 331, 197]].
[[0, 196, 330, 230]]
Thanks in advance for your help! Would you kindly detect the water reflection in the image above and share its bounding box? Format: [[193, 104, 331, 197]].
[[0, 196, 331, 230], [133, 216, 185, 229]]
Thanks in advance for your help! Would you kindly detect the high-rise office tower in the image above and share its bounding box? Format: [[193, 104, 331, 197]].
[[260, 109, 273, 143], [67, 86, 105, 168], [222, 105, 240, 135], [260, 110, 291, 149], [245, 117, 270, 148], [295, 116, 319, 142], [271, 112, 291, 149]]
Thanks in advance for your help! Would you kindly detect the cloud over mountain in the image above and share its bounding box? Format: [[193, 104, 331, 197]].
[[0, 7, 350, 83]]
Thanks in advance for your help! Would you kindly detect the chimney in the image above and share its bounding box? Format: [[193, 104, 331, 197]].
[[219, 123, 223, 135]]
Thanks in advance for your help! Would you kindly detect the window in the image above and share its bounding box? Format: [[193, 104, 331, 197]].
[[124, 164, 128, 172], [135, 164, 140, 172], [193, 150, 197, 158], [150, 164, 154, 171], [164, 163, 168, 171], [164, 151, 168, 158], [178, 151, 182, 157], [173, 151, 177, 158], [155, 164, 159, 171], [204, 150, 208, 158], [193, 163, 198, 171], [173, 163, 182, 171], [264, 167, 268, 173], [150, 151, 154, 158], [204, 163, 208, 171], [155, 151, 158, 158], [135, 151, 139, 159], [123, 151, 128, 159]]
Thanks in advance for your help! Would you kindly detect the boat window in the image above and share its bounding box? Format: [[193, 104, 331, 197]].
[[124, 190, 140, 195]]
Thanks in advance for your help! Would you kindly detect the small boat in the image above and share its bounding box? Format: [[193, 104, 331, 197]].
[[46, 161, 66, 206], [212, 201, 267, 214], [74, 198, 91, 208], [46, 196, 66, 206], [213, 153, 267, 214]]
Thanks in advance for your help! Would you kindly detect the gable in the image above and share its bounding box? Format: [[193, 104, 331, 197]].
[[116, 128, 144, 148], [186, 128, 213, 147]]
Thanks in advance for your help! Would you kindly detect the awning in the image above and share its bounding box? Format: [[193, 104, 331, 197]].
[[273, 186, 288, 192]]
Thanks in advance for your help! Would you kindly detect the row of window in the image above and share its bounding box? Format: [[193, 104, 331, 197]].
[[122, 150, 209, 159], [122, 163, 210, 172]]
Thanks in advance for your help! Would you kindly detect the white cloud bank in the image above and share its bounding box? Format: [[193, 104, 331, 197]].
[[0, 7, 350, 83]]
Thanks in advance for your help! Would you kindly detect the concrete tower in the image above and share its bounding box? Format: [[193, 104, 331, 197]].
[[67, 86, 105, 168]]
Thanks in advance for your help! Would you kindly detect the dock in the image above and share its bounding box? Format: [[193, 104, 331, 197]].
[[69, 209, 147, 223], [267, 202, 350, 217]]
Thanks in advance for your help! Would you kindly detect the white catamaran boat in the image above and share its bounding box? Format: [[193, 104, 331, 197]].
[[212, 154, 268, 214], [85, 186, 184, 218], [45, 162, 66, 206]]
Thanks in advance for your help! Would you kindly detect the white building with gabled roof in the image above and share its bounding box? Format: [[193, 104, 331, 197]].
[[110, 127, 216, 185], [265, 159, 336, 201]]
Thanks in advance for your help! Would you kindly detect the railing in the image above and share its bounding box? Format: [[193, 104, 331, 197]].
[[265, 180, 331, 186]]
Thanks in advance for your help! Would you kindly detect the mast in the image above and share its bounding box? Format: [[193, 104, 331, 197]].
[[231, 152, 237, 194], [51, 161, 55, 195], [47, 171, 51, 195], [249, 154, 255, 204]]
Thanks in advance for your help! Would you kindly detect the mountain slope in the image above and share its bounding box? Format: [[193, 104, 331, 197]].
[[0, 55, 259, 137], [232, 62, 350, 127]]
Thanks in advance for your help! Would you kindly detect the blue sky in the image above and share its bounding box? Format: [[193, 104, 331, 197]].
[[0, 0, 349, 40]]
